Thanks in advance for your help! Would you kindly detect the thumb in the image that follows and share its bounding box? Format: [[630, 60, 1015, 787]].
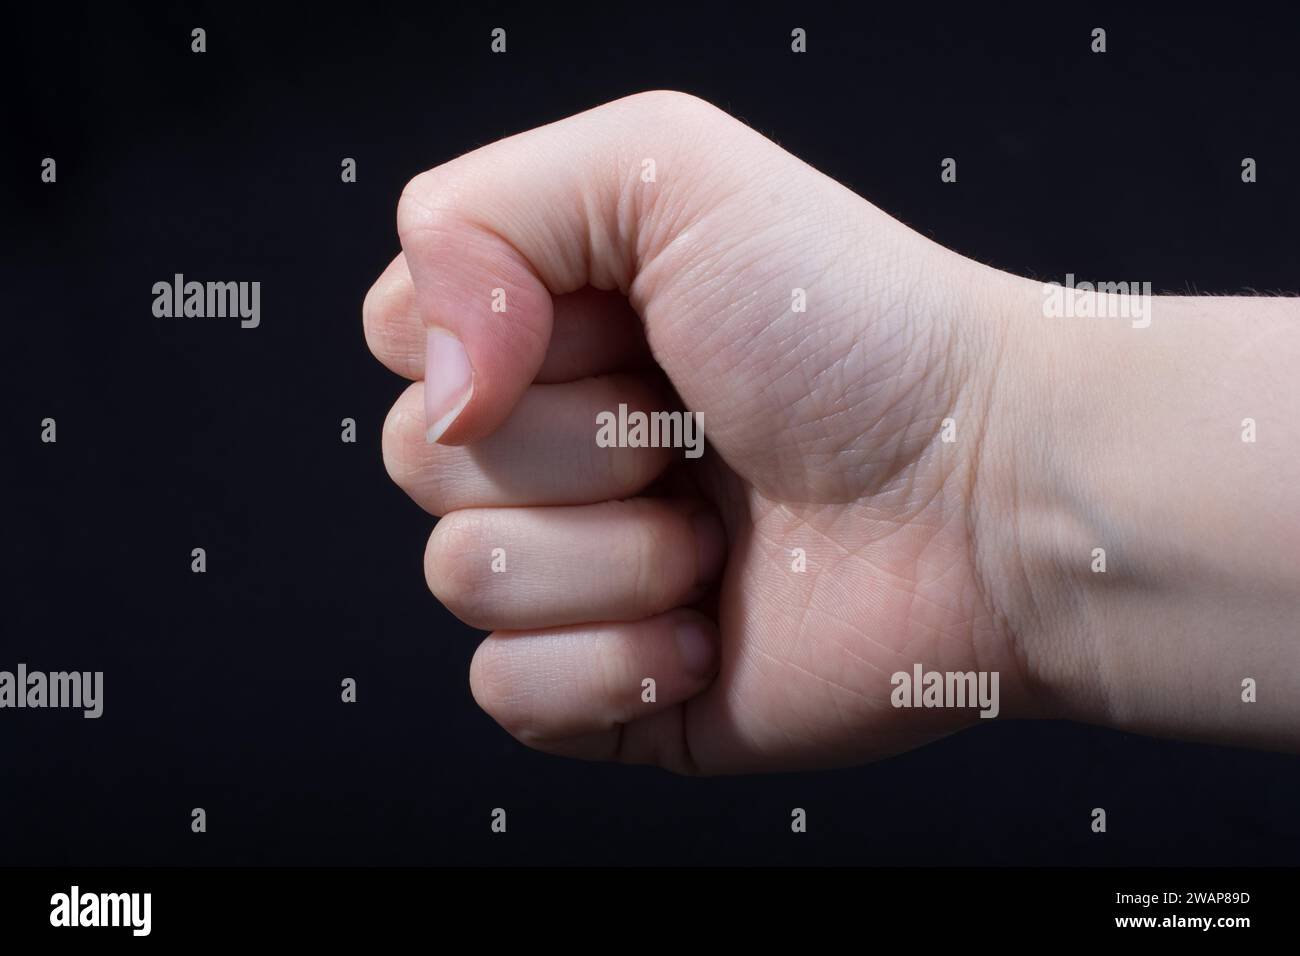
[[396, 90, 743, 445]]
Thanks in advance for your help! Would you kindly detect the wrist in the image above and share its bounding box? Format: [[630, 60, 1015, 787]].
[[967, 270, 1300, 747], [961, 268, 1114, 726]]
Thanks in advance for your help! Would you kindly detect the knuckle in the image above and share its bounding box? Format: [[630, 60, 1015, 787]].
[[469, 642, 529, 738], [382, 390, 457, 517], [361, 273, 414, 358], [380, 388, 421, 485], [379, 420, 407, 490], [396, 172, 456, 244], [424, 513, 493, 624], [628, 89, 722, 122], [360, 280, 383, 336], [382, 419, 459, 518]]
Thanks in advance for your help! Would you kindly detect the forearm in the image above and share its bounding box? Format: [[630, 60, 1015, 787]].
[[976, 272, 1300, 747]]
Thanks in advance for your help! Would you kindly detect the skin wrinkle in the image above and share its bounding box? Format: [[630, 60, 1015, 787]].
[[847, 357, 944, 494], [749, 643, 888, 730], [773, 337, 857, 467], [601, 107, 712, 288], [778, 376, 932, 506], [402, 186, 567, 297], [711, 646, 818, 754], [749, 505, 939, 669], [802, 587, 917, 682], [747, 643, 859, 742], [698, 224, 819, 338], [648, 202, 858, 474], [753, 426, 986, 685], [782, 590, 858, 730], [880, 557, 964, 661], [815, 605, 904, 687], [664, 274, 757, 370], [583, 184, 621, 291], [788, 319, 887, 460], [628, 165, 753, 312], [639, 238, 755, 370], [941, 297, 1040, 712]]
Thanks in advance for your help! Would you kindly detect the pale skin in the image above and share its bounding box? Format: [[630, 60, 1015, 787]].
[[363, 91, 1300, 774]]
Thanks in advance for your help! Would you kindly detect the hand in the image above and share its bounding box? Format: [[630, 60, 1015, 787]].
[[364, 91, 1300, 773]]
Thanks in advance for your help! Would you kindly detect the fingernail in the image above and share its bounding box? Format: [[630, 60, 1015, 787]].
[[675, 617, 718, 679], [425, 327, 473, 443], [691, 509, 726, 587]]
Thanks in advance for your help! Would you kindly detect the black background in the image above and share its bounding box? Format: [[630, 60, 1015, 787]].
[[5, 3, 1299, 866]]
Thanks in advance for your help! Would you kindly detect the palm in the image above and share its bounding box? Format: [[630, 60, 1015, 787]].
[[644, 260, 1005, 772]]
